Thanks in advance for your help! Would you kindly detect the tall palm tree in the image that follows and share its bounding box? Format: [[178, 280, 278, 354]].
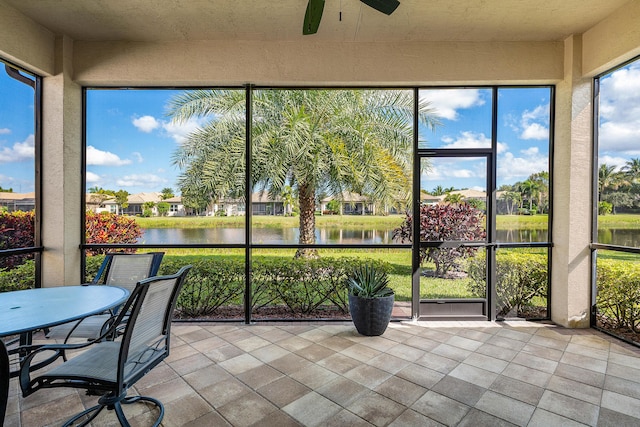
[[169, 89, 439, 258]]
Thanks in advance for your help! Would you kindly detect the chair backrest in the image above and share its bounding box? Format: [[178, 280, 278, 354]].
[[114, 265, 191, 386], [93, 252, 164, 292]]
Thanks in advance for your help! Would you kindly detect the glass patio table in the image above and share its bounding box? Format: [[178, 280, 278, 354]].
[[0, 285, 129, 338], [0, 285, 129, 421]]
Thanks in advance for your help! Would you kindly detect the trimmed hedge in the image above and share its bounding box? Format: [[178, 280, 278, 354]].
[[159, 256, 390, 318], [0, 259, 36, 292], [596, 259, 640, 333], [467, 251, 548, 317]]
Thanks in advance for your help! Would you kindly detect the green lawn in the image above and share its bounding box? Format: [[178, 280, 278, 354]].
[[597, 214, 640, 228]]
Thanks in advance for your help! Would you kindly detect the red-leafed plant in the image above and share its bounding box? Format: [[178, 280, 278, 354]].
[[85, 211, 142, 255], [394, 203, 486, 277], [0, 210, 35, 270]]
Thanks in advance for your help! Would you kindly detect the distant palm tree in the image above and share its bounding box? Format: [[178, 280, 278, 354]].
[[444, 193, 463, 204], [169, 89, 440, 258], [622, 158, 640, 184], [516, 179, 542, 211], [499, 191, 521, 215], [431, 185, 445, 196], [598, 163, 626, 198]]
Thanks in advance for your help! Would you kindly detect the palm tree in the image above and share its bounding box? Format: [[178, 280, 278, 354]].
[[499, 190, 521, 215], [529, 171, 549, 213], [160, 187, 175, 200], [431, 185, 445, 196], [622, 158, 640, 184], [169, 89, 440, 258], [443, 192, 463, 204], [598, 164, 623, 198], [517, 179, 540, 211]]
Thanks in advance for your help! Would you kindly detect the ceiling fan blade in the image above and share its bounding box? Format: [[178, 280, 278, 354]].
[[360, 0, 400, 15], [303, 0, 325, 35]]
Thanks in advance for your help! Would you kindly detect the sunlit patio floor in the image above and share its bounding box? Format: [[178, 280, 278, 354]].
[[6, 319, 640, 426]]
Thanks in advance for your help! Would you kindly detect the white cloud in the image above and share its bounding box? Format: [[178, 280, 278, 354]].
[[598, 155, 627, 170], [421, 162, 478, 181], [132, 115, 160, 133], [132, 152, 144, 163], [163, 117, 206, 144], [439, 131, 508, 154], [129, 113, 205, 144], [116, 173, 168, 188], [0, 128, 10, 135], [86, 171, 101, 183], [598, 62, 640, 153], [497, 149, 548, 182], [0, 135, 35, 163], [519, 104, 549, 140], [86, 145, 132, 166], [441, 131, 491, 149], [521, 122, 548, 140], [420, 89, 485, 120]]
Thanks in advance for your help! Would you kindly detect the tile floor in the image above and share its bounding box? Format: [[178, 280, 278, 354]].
[[6, 320, 640, 426]]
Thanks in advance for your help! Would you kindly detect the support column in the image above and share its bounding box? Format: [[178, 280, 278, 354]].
[[551, 35, 592, 327], [41, 36, 82, 287]]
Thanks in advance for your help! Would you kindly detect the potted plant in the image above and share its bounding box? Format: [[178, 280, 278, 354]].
[[346, 264, 395, 336]]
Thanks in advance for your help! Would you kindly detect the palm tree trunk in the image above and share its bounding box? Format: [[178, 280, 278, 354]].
[[295, 183, 318, 259]]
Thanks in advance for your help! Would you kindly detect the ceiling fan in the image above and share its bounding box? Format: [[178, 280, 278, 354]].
[[303, 0, 400, 35]]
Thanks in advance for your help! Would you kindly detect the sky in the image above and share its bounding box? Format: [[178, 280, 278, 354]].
[[419, 87, 551, 192], [7, 61, 635, 196], [597, 59, 640, 170], [0, 67, 36, 193]]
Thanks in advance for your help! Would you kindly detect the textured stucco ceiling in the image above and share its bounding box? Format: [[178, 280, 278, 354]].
[[3, 0, 631, 43]]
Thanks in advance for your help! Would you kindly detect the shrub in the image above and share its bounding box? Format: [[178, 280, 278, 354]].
[[598, 201, 613, 215], [326, 200, 341, 215], [596, 259, 640, 332], [0, 210, 35, 270], [159, 258, 245, 317], [0, 259, 36, 292], [158, 256, 391, 318], [394, 203, 486, 277], [467, 251, 547, 317], [85, 211, 142, 255], [157, 202, 170, 216]]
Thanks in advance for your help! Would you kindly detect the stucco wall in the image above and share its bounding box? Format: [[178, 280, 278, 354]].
[[73, 40, 564, 86], [582, 0, 640, 76], [0, 1, 55, 75]]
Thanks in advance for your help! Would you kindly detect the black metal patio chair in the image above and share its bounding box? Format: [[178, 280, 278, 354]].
[[46, 252, 164, 342], [19, 265, 191, 427]]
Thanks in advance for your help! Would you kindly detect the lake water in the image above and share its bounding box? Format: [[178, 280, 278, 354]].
[[140, 227, 559, 245]]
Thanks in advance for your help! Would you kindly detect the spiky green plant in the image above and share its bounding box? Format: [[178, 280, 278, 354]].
[[347, 264, 393, 298]]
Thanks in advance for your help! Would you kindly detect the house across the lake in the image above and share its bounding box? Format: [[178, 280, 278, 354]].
[[0, 192, 36, 212], [88, 192, 187, 217]]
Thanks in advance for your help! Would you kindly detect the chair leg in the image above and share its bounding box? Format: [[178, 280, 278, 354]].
[[62, 393, 164, 427], [121, 395, 164, 427], [1, 340, 9, 425], [62, 403, 106, 426]]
